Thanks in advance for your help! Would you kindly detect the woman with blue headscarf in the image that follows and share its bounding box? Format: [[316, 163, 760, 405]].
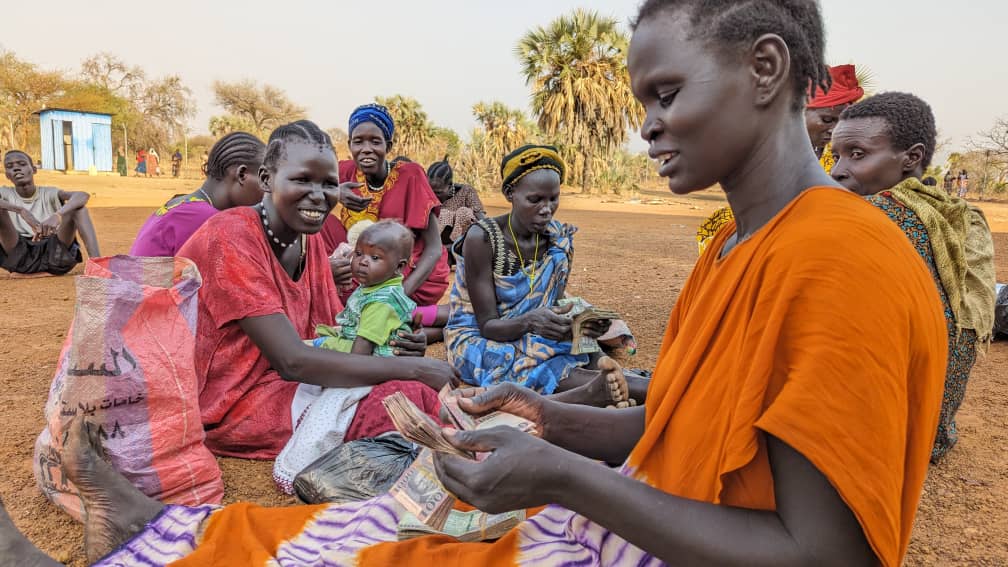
[[320, 103, 451, 308]]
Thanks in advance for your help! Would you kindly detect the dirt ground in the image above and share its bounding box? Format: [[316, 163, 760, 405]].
[[1, 173, 1006, 565]]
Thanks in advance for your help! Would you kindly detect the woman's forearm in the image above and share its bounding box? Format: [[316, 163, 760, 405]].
[[551, 456, 808, 567], [544, 402, 644, 462], [404, 212, 443, 296], [545, 435, 875, 567], [278, 341, 418, 386], [240, 314, 423, 387], [405, 246, 441, 295], [478, 315, 532, 343]]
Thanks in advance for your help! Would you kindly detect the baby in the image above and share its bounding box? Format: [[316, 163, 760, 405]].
[[310, 220, 417, 355]]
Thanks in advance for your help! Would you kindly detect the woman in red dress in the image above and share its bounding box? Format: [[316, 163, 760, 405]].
[[178, 120, 456, 459], [321, 104, 450, 310]]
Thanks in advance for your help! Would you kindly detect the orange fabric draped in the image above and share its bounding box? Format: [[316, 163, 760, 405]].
[[169, 503, 329, 566], [628, 187, 946, 566], [147, 187, 944, 567]]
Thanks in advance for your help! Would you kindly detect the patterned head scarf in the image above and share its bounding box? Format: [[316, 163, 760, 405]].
[[348, 103, 395, 143], [500, 144, 565, 190]]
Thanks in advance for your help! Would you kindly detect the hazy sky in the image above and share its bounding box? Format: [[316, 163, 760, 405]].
[[3, 0, 1004, 157]]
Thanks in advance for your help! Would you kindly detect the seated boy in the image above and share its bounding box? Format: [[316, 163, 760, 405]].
[[310, 220, 417, 355], [0, 150, 101, 275]]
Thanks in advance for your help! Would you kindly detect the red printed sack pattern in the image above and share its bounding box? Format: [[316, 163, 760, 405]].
[[33, 255, 222, 520]]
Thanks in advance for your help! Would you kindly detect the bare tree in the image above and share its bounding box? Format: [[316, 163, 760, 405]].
[[141, 75, 195, 133], [325, 127, 348, 159], [0, 50, 65, 151], [79, 52, 195, 152], [325, 127, 348, 146], [211, 80, 306, 136], [970, 116, 1008, 159], [80, 53, 145, 99]]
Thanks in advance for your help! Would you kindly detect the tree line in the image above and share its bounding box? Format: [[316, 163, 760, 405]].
[[0, 10, 654, 193], [4, 9, 1000, 195]]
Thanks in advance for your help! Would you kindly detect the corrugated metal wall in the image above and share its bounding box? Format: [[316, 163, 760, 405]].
[[39, 115, 55, 170], [38, 110, 113, 172]]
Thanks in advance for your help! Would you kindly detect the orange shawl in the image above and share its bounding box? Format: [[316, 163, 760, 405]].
[[629, 187, 945, 565], [165, 188, 945, 567]]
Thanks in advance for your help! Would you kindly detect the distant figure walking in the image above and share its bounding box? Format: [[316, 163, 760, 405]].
[[171, 148, 183, 177], [943, 171, 954, 195], [135, 149, 147, 176], [147, 148, 160, 177], [116, 146, 127, 177], [957, 169, 969, 199]]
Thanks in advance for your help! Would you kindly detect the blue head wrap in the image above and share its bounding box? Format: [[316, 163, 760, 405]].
[[348, 103, 395, 143]]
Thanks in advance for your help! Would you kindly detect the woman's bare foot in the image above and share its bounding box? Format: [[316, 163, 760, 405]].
[[551, 357, 636, 407], [598, 357, 636, 409], [61, 416, 164, 563], [0, 497, 62, 566]]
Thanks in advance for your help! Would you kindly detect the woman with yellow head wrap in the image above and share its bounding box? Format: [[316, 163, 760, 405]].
[[439, 144, 638, 401]]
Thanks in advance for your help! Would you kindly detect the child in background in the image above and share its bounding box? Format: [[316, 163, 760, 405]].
[[310, 220, 417, 356]]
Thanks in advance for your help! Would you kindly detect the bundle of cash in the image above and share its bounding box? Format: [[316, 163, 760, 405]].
[[382, 388, 539, 462], [389, 449, 454, 530], [439, 384, 538, 439], [382, 392, 474, 459], [557, 297, 621, 354], [398, 508, 526, 542], [384, 386, 538, 530]]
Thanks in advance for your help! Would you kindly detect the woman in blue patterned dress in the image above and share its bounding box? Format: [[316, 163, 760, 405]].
[[830, 92, 996, 461], [445, 145, 644, 405]]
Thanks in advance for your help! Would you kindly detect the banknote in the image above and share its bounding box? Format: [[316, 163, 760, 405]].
[[398, 508, 526, 541], [389, 449, 454, 530], [382, 392, 474, 459], [557, 297, 620, 354], [384, 389, 539, 529], [438, 384, 478, 431]]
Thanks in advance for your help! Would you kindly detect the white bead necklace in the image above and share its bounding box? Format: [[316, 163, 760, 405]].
[[259, 205, 298, 248]]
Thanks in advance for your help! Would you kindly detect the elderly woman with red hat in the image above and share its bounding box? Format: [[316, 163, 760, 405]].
[[804, 64, 864, 171], [696, 64, 864, 253]]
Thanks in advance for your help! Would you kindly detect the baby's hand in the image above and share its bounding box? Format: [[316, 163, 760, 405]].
[[331, 242, 353, 261]]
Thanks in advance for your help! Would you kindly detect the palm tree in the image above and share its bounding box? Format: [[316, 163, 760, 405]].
[[472, 101, 537, 173], [374, 95, 433, 162], [458, 128, 497, 191], [516, 9, 644, 192]]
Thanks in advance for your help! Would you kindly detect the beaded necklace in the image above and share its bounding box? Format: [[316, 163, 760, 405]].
[[338, 160, 401, 229], [196, 188, 216, 209], [258, 204, 299, 249], [507, 214, 539, 287]]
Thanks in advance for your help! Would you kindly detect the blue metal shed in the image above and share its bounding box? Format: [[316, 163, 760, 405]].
[[36, 109, 113, 172]]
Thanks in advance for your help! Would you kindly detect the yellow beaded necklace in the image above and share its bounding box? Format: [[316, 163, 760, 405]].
[[508, 214, 539, 287]]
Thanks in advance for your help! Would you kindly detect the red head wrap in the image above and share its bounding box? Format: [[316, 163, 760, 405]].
[[807, 64, 864, 109]]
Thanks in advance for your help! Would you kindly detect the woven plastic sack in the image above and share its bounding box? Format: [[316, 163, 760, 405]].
[[294, 435, 417, 504], [33, 256, 222, 520]]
